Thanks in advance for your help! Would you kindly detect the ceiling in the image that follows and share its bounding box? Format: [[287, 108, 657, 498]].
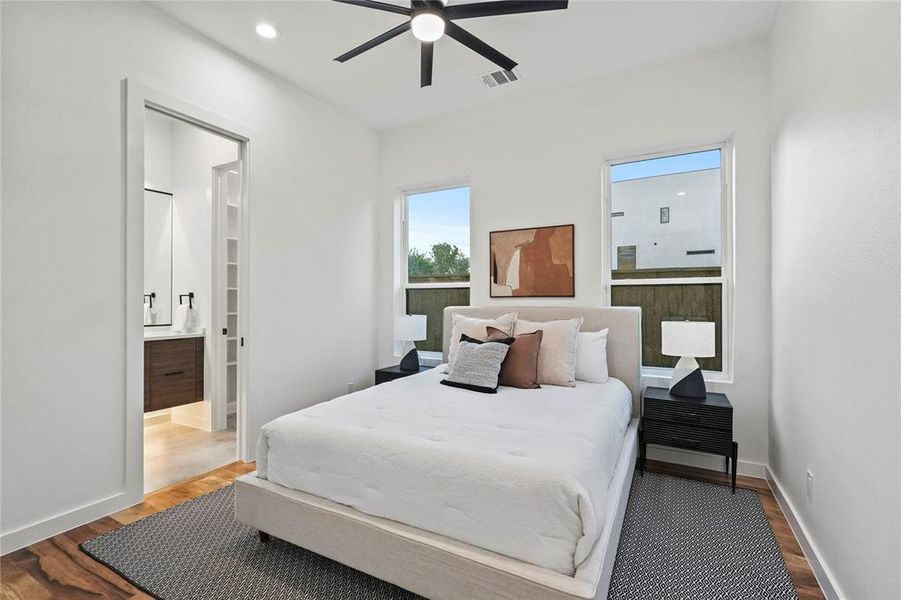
[[153, 1, 777, 130]]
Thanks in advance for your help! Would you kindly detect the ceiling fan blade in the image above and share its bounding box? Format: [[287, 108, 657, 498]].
[[334, 21, 412, 62], [421, 41, 434, 87], [332, 0, 412, 16], [445, 21, 517, 71], [446, 0, 567, 20]]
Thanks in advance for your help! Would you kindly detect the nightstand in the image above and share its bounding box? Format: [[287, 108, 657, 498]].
[[375, 364, 434, 385], [640, 386, 738, 493]]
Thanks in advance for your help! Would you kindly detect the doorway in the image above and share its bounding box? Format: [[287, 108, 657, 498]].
[[126, 81, 251, 500], [211, 162, 242, 433]]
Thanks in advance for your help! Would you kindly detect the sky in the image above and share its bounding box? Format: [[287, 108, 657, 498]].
[[611, 149, 721, 182], [408, 186, 471, 257]]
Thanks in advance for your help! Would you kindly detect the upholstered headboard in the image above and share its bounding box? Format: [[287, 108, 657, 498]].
[[442, 306, 643, 416]]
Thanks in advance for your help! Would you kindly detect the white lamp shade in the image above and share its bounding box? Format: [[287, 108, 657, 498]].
[[661, 321, 715, 358], [394, 315, 427, 342], [411, 12, 445, 42]]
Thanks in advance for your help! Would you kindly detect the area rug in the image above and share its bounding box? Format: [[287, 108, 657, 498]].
[[81, 472, 796, 599], [607, 472, 796, 599]]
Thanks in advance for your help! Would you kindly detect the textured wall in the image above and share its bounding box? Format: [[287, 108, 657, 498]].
[[769, 3, 901, 598]]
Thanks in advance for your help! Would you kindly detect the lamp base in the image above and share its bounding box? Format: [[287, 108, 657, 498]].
[[669, 356, 707, 398], [399, 346, 420, 372]]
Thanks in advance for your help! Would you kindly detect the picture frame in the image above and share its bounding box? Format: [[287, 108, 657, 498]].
[[489, 224, 575, 298]]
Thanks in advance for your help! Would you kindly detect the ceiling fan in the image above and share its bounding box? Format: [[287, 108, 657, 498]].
[[333, 0, 569, 87]]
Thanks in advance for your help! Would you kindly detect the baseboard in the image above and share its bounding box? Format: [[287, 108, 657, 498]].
[[143, 409, 172, 426], [1, 489, 141, 555], [646, 445, 767, 478], [765, 468, 844, 600], [170, 401, 212, 431]]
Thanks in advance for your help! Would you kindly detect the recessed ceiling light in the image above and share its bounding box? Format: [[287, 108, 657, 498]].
[[677, 191, 686, 196], [255, 23, 279, 39]]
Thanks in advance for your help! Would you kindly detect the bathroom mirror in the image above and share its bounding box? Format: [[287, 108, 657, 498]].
[[144, 189, 173, 326]]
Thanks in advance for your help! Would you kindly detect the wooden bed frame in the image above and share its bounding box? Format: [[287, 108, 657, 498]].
[[235, 306, 642, 600]]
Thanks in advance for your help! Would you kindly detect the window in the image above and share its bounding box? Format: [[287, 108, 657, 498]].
[[404, 185, 471, 355], [605, 145, 731, 375]]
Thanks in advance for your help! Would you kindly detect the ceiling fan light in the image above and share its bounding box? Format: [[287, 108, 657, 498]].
[[411, 12, 445, 42]]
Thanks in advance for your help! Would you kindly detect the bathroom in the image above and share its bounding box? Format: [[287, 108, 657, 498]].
[[142, 108, 243, 493]]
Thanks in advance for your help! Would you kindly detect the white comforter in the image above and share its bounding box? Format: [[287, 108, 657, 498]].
[[256, 367, 632, 575]]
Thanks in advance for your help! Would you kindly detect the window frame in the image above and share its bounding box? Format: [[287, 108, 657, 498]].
[[602, 141, 734, 382], [399, 180, 472, 362]]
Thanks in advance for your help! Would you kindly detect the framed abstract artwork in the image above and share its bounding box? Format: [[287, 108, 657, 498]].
[[490, 224, 574, 297]]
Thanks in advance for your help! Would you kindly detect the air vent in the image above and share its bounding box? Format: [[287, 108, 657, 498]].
[[481, 68, 521, 88]]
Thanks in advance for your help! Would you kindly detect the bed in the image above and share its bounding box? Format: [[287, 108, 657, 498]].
[[235, 306, 642, 600]]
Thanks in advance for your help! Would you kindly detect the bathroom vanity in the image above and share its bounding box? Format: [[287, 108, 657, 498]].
[[144, 332, 204, 413]]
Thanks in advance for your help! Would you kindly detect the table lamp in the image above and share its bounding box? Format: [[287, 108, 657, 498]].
[[395, 315, 427, 372], [662, 320, 715, 398]]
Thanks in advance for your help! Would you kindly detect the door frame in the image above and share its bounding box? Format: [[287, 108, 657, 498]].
[[124, 79, 253, 503], [211, 161, 241, 433]]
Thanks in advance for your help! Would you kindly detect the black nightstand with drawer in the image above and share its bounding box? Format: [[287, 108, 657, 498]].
[[375, 364, 434, 385], [640, 386, 738, 493]]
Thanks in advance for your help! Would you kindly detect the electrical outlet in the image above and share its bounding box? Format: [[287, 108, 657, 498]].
[[346, 382, 355, 394], [806, 469, 814, 502]]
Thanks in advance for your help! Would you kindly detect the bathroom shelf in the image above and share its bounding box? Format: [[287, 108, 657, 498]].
[[227, 312, 237, 316], [227, 337, 238, 342], [226, 361, 237, 367], [226, 261, 238, 266]]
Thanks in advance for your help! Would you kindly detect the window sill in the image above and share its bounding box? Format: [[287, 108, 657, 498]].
[[392, 351, 443, 368], [641, 366, 733, 386]]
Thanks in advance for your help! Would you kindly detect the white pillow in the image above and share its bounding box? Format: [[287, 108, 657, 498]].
[[513, 317, 583, 387], [447, 312, 517, 366], [575, 329, 609, 383]]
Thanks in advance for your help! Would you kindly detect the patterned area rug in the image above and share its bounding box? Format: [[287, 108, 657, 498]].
[[81, 472, 796, 599], [608, 472, 796, 599]]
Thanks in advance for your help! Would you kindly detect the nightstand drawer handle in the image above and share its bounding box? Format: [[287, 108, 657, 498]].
[[673, 412, 700, 423], [164, 370, 185, 377], [671, 436, 700, 449]]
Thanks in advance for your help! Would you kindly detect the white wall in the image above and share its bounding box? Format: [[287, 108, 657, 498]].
[[769, 3, 901, 599], [378, 41, 772, 476], [1, 1, 378, 552], [144, 110, 174, 192]]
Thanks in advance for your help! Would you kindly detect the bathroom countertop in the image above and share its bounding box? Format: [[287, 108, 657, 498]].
[[144, 329, 205, 341]]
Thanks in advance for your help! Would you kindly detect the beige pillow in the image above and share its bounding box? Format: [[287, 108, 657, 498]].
[[513, 317, 583, 387], [447, 312, 517, 366]]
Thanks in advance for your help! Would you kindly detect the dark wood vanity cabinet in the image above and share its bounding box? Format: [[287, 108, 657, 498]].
[[144, 337, 203, 412]]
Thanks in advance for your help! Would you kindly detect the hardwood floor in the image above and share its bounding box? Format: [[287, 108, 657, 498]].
[[0, 462, 255, 599], [0, 460, 824, 600], [144, 413, 237, 493]]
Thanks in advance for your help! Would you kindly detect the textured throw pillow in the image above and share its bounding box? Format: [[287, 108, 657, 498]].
[[575, 329, 610, 383], [441, 335, 514, 394], [486, 326, 543, 389], [446, 312, 517, 367], [513, 317, 583, 387]]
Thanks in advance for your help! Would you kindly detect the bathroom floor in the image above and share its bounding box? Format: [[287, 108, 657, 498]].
[[144, 414, 237, 494]]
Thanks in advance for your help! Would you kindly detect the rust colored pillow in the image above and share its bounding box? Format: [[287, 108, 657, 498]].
[[486, 326, 543, 389]]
